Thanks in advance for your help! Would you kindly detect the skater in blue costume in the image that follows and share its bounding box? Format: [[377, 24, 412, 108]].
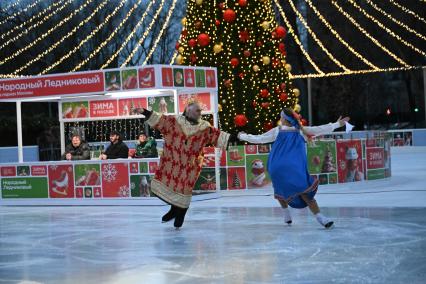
[[238, 108, 349, 228]]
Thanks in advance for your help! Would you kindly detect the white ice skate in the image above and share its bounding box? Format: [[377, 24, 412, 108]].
[[316, 213, 334, 229]]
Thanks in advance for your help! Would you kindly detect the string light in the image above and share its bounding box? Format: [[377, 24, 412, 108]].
[[365, 0, 426, 42], [102, 0, 164, 69], [10, 0, 108, 75], [1, 0, 97, 68], [274, 0, 324, 74], [141, 0, 178, 66], [388, 0, 426, 24], [72, 0, 151, 71], [169, 50, 178, 65], [289, 65, 423, 79], [287, 0, 350, 72], [41, 0, 127, 75], [347, 0, 426, 57], [0, 0, 44, 26], [331, 0, 410, 67], [303, 0, 379, 70], [1, 0, 22, 13], [0, 0, 74, 50]]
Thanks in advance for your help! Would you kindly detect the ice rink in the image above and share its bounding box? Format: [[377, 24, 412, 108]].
[[1, 147, 425, 284]]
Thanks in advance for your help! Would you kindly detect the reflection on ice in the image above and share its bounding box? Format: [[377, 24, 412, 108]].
[[0, 206, 425, 283]]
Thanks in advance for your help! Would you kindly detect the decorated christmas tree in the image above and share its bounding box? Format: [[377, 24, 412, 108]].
[[175, 0, 300, 134]]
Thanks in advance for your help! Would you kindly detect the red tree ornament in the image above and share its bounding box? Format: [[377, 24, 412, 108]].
[[252, 100, 257, 107], [256, 41, 263, 47], [230, 57, 239, 67], [181, 30, 188, 37], [223, 9, 236, 22], [215, 19, 220, 26], [264, 121, 274, 131], [238, 0, 247, 7], [260, 89, 269, 98], [280, 82, 286, 90], [175, 42, 180, 50], [278, 42, 285, 53], [261, 102, 270, 109], [279, 93, 288, 101], [224, 79, 232, 88], [218, 2, 224, 9], [243, 50, 251, 57], [234, 114, 248, 127], [275, 26, 287, 38], [190, 53, 197, 63], [197, 33, 210, 47], [239, 30, 250, 43], [188, 38, 197, 48]]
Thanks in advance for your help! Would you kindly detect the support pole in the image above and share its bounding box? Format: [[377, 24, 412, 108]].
[[16, 101, 23, 163]]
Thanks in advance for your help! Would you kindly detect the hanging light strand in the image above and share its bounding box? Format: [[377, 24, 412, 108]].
[[290, 65, 423, 79], [287, 0, 350, 72], [72, 0, 150, 71], [365, 0, 426, 42], [387, 0, 426, 24], [331, 0, 410, 67], [347, 0, 426, 57], [0, 0, 44, 26], [10, 0, 109, 75], [274, 0, 324, 74], [41, 0, 127, 74], [303, 0, 379, 70], [141, 0, 178, 66], [105, 0, 166, 68], [1, 0, 22, 13], [0, 0, 74, 50], [0, 0, 97, 67]]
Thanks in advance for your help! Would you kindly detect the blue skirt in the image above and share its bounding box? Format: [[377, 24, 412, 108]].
[[267, 130, 319, 208]]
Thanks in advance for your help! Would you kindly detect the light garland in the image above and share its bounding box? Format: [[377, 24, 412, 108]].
[[141, 0, 178, 66], [1, 0, 97, 67], [0, 0, 44, 26], [41, 0, 127, 74], [1, 0, 22, 13], [290, 66, 424, 79], [102, 0, 165, 69], [303, 0, 379, 70], [331, 0, 410, 67], [10, 0, 108, 75], [347, 0, 426, 57], [366, 0, 426, 42], [274, 0, 323, 74], [72, 0, 151, 71], [388, 0, 426, 24], [287, 0, 350, 72], [0, 0, 73, 50]]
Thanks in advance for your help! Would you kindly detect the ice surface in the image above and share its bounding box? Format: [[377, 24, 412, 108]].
[[0, 147, 425, 284]]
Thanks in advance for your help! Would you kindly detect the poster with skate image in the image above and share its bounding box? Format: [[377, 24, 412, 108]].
[[195, 69, 206, 87], [130, 175, 153, 197], [104, 71, 121, 91], [148, 96, 174, 114], [178, 93, 212, 113], [161, 67, 173, 87], [184, 69, 195, 87], [194, 168, 216, 191], [245, 155, 271, 189], [173, 68, 184, 87], [118, 98, 147, 117], [139, 67, 155, 88], [307, 140, 337, 174], [84, 187, 92, 198], [121, 69, 138, 90], [227, 145, 245, 167], [205, 69, 216, 88], [101, 163, 129, 197], [93, 187, 102, 198], [74, 164, 101, 186], [61, 101, 89, 119], [336, 140, 364, 183], [227, 167, 246, 190], [48, 164, 74, 198]]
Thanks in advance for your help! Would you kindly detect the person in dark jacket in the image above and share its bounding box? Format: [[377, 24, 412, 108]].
[[100, 130, 129, 159], [62, 134, 90, 160], [135, 133, 158, 158]]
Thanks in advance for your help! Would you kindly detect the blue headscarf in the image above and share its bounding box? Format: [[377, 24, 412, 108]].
[[281, 110, 300, 129]]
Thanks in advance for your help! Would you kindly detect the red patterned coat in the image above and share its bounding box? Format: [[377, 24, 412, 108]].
[[147, 112, 230, 208]]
